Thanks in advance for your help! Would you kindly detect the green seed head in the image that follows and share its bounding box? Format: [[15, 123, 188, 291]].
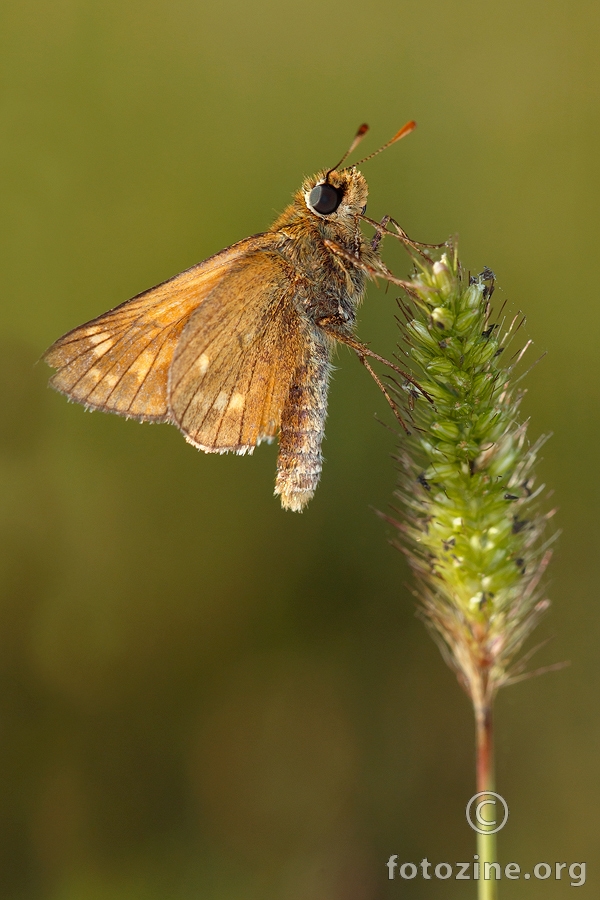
[[390, 249, 555, 710]]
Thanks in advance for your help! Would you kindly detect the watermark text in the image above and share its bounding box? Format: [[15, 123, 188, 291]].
[[386, 856, 586, 886]]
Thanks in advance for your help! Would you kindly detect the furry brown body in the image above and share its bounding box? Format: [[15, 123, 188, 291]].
[[45, 165, 382, 511], [269, 168, 379, 510]]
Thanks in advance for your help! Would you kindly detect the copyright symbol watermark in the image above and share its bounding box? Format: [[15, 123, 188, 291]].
[[466, 791, 509, 834]]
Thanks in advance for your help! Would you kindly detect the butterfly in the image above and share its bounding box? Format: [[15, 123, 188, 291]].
[[45, 122, 429, 511]]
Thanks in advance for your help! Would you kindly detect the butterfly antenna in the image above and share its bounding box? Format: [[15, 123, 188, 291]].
[[325, 123, 369, 179], [353, 120, 416, 166]]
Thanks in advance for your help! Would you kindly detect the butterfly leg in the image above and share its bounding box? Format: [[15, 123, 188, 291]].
[[323, 238, 418, 296], [386, 216, 446, 251], [360, 214, 445, 261], [316, 319, 432, 434], [317, 321, 433, 405], [370, 215, 392, 251], [356, 354, 412, 434]]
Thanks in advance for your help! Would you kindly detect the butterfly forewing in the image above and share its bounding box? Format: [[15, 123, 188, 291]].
[[44, 236, 275, 421], [168, 252, 304, 453]]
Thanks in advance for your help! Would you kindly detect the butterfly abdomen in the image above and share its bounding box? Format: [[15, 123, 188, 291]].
[[274, 330, 330, 512]]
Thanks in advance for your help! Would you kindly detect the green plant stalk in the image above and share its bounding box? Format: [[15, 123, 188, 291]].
[[385, 245, 555, 899], [476, 705, 497, 900]]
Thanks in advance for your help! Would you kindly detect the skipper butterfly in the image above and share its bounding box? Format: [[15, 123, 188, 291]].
[[45, 122, 428, 511]]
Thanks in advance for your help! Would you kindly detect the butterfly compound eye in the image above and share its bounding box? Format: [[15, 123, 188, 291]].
[[309, 183, 343, 215]]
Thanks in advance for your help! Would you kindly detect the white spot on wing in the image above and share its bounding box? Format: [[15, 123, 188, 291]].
[[228, 392, 245, 412], [198, 353, 210, 374], [88, 332, 112, 345], [129, 350, 156, 379], [91, 338, 115, 356], [214, 391, 229, 411]]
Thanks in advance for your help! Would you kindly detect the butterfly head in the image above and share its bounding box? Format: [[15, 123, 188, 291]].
[[300, 120, 416, 223], [302, 167, 368, 221]]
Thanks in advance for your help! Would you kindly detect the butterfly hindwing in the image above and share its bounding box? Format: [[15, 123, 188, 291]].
[[168, 250, 305, 453]]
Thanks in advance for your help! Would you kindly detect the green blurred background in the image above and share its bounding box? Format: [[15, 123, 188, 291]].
[[1, 0, 598, 896]]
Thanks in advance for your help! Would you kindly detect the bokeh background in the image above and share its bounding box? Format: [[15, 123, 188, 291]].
[[1, 1, 598, 897]]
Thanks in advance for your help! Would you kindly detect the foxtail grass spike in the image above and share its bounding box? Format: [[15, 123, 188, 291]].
[[388, 247, 556, 716]]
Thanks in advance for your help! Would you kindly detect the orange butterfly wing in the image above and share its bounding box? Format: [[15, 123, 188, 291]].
[[168, 250, 306, 454], [45, 233, 308, 456], [44, 234, 280, 423]]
